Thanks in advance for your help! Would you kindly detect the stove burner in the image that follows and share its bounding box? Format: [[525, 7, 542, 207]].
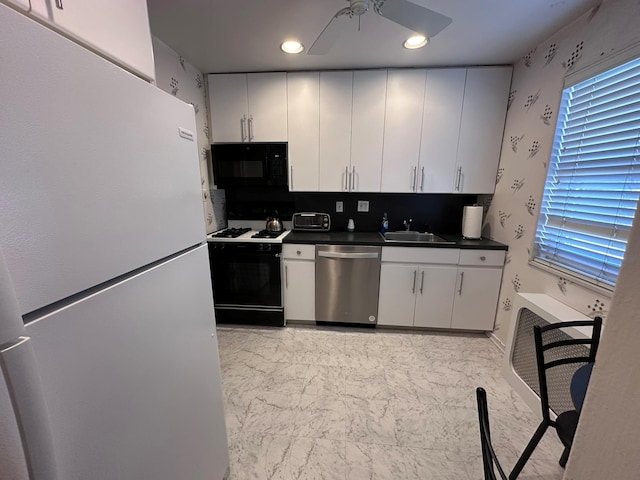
[[251, 229, 287, 239], [212, 227, 251, 238]]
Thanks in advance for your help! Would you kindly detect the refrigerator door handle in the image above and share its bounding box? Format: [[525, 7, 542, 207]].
[[1, 336, 58, 480]]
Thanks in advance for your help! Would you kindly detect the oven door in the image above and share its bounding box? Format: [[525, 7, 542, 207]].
[[208, 243, 282, 309]]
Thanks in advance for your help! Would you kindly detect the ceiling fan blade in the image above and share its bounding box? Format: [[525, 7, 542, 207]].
[[308, 8, 352, 55], [377, 0, 452, 37]]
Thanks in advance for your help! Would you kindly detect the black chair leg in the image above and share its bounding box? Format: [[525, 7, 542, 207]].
[[559, 446, 570, 468], [509, 423, 549, 479]]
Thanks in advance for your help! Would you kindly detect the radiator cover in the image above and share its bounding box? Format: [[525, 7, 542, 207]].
[[503, 293, 592, 418]]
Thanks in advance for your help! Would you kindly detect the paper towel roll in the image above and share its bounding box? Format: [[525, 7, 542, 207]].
[[462, 205, 483, 239]]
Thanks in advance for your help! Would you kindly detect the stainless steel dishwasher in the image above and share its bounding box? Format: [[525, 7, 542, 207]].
[[315, 245, 381, 325]]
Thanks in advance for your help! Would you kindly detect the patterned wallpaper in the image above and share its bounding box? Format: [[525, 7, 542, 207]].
[[483, 0, 640, 345], [151, 36, 218, 234]]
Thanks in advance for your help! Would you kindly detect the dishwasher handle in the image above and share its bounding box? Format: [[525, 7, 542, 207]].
[[317, 251, 379, 259]]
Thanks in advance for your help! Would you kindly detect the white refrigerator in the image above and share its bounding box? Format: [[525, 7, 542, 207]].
[[0, 4, 228, 480]]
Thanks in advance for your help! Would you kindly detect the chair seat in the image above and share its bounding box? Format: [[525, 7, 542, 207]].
[[556, 410, 579, 447]]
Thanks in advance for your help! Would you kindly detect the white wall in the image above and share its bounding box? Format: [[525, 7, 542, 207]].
[[484, 0, 640, 346], [151, 36, 219, 234]]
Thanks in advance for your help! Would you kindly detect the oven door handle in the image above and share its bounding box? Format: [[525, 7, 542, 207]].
[[317, 251, 379, 259]]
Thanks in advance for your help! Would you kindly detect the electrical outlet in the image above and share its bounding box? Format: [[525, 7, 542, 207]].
[[357, 200, 369, 212], [336, 201, 343, 213]]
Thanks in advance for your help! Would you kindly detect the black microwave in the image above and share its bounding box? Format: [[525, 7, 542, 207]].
[[211, 142, 288, 188]]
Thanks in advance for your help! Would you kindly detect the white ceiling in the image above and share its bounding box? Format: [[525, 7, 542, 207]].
[[147, 0, 600, 74]]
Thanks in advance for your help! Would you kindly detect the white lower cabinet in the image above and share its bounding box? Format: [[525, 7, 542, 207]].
[[451, 267, 503, 330], [413, 266, 458, 329], [378, 263, 458, 328], [377, 264, 420, 327], [283, 245, 315, 322], [377, 247, 504, 331]]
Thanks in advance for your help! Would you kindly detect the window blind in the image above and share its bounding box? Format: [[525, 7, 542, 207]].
[[533, 56, 640, 289]]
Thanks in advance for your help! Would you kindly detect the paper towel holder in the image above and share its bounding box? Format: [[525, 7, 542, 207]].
[[462, 204, 483, 240]]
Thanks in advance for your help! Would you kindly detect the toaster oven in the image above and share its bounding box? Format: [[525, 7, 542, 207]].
[[292, 212, 331, 231]]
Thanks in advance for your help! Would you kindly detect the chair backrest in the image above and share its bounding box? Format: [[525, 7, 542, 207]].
[[476, 388, 509, 480], [533, 317, 603, 421]]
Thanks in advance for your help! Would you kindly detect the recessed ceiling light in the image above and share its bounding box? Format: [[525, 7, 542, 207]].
[[403, 35, 428, 50], [280, 40, 305, 54]]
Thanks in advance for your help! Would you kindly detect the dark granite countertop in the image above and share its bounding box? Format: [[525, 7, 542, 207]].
[[284, 231, 508, 250]]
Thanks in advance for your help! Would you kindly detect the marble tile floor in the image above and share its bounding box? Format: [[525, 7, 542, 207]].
[[217, 325, 566, 480]]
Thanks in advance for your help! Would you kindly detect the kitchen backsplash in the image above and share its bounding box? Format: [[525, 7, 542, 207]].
[[225, 188, 477, 234]]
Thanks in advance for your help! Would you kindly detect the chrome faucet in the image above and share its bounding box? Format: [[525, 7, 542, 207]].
[[403, 218, 413, 231]]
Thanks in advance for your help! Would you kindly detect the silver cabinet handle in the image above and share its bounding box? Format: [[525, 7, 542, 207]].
[[240, 115, 247, 141], [55, 0, 63, 9], [458, 271, 465, 295], [351, 166, 356, 191], [411, 166, 417, 191], [290, 165, 294, 190], [412, 270, 417, 294], [420, 166, 425, 192], [344, 166, 349, 191], [455, 166, 462, 191], [248, 115, 254, 140], [285, 265, 288, 289], [318, 251, 379, 259], [420, 270, 425, 294]]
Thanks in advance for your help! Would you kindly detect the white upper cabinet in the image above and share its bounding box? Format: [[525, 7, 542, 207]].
[[208, 74, 249, 143], [454, 67, 512, 193], [318, 71, 353, 192], [381, 69, 426, 193], [208, 72, 287, 143], [418, 69, 466, 193], [29, 0, 155, 81], [247, 73, 288, 142], [351, 70, 386, 192], [287, 72, 320, 191], [4, 0, 29, 11]]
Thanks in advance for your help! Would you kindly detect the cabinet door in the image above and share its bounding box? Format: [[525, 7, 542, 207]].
[[455, 67, 512, 193], [3, 0, 30, 11], [30, 0, 155, 81], [351, 70, 386, 192], [287, 72, 320, 191], [413, 265, 457, 329], [450, 267, 503, 331], [377, 263, 418, 327], [247, 72, 288, 142], [208, 73, 249, 143], [318, 71, 353, 192], [418, 69, 466, 193], [283, 260, 315, 321], [381, 69, 426, 193]]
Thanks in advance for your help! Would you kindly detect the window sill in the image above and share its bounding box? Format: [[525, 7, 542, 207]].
[[528, 258, 615, 297]]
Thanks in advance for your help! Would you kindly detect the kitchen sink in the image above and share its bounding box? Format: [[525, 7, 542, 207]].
[[381, 231, 456, 244]]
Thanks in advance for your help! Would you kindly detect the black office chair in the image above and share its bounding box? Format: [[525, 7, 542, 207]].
[[476, 387, 508, 480], [509, 317, 603, 479]]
